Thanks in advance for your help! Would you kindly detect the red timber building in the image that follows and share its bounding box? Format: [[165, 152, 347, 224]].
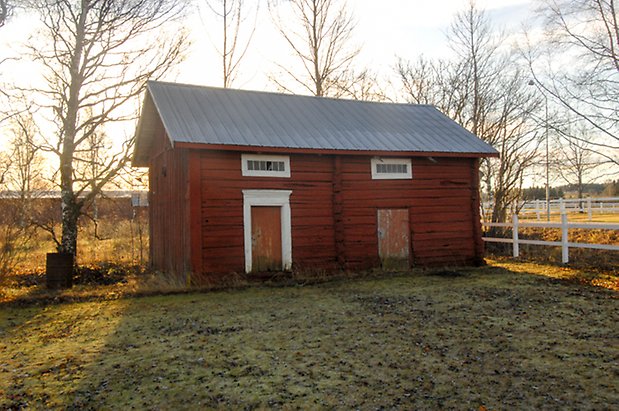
[[133, 81, 498, 281]]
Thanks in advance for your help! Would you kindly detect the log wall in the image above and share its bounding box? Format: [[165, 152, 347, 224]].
[[199, 151, 337, 274], [147, 143, 483, 276], [193, 150, 481, 276], [148, 132, 191, 279]]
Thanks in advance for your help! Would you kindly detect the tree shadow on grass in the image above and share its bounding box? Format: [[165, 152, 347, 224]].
[[1, 267, 618, 409], [72, 270, 619, 409], [0, 297, 130, 409]]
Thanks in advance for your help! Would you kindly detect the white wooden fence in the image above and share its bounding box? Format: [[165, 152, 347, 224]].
[[483, 197, 619, 221], [482, 214, 619, 264]]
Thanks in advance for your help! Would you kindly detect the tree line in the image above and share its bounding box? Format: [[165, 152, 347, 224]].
[[0, 0, 617, 269]]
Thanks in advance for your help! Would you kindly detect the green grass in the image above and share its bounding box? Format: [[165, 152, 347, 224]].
[[1, 263, 618, 409]]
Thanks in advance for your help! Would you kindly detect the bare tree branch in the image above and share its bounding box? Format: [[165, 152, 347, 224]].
[[0, 0, 11, 28], [204, 0, 257, 88], [268, 0, 360, 97], [18, 0, 190, 256], [398, 1, 542, 223], [531, 0, 619, 165]]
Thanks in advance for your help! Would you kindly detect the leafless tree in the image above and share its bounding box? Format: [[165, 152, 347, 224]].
[[5, 110, 46, 199], [0, 111, 46, 277], [205, 0, 257, 88], [397, 2, 542, 223], [19, 0, 189, 257], [396, 56, 469, 120], [331, 69, 389, 101], [554, 126, 602, 204], [268, 0, 360, 97], [0, 0, 11, 27], [530, 0, 619, 166], [602, 179, 618, 195], [482, 74, 541, 223]]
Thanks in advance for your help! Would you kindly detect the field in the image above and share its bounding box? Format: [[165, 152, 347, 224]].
[[1, 261, 617, 409], [518, 212, 619, 223], [2, 214, 148, 275]]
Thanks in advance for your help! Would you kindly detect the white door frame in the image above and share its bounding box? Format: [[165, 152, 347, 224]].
[[242, 190, 292, 273]]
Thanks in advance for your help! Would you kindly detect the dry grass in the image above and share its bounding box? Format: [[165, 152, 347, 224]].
[[1, 262, 617, 409], [518, 212, 619, 223], [486, 213, 619, 272], [489, 257, 619, 291], [5, 215, 148, 275]]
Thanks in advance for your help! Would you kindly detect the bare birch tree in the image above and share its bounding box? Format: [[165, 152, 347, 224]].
[[531, 0, 619, 166], [19, 0, 189, 257], [0, 0, 12, 27], [397, 2, 541, 223], [205, 0, 257, 88], [268, 0, 360, 97]]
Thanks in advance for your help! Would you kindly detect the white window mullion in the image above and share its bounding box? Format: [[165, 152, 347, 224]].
[[241, 154, 291, 178], [371, 157, 412, 180]]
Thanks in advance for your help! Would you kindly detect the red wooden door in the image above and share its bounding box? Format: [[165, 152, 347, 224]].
[[377, 209, 410, 270], [251, 206, 282, 272]]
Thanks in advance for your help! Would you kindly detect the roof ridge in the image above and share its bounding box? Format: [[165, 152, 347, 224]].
[[147, 80, 437, 109]]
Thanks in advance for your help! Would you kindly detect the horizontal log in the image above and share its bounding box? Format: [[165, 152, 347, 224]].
[[412, 219, 473, 230], [413, 230, 474, 242], [348, 187, 471, 199]]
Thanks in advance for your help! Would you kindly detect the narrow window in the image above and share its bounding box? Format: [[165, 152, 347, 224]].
[[371, 158, 412, 180], [242, 154, 291, 178]]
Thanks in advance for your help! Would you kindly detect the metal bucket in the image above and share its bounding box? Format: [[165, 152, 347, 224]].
[[46, 253, 74, 289]]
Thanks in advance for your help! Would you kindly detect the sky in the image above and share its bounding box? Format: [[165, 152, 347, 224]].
[[0, 1, 538, 96], [0, 0, 539, 157], [176, 0, 536, 91]]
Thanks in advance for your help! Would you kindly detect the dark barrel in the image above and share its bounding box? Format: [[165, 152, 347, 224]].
[[46, 253, 74, 289]]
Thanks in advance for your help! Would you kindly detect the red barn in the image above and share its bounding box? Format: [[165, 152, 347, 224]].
[[133, 81, 498, 281]]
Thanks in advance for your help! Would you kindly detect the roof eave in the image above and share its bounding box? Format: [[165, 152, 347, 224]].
[[173, 142, 499, 158], [132, 86, 173, 167]]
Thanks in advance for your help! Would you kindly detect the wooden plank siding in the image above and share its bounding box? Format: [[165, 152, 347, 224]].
[[148, 131, 192, 281], [199, 151, 337, 276], [336, 156, 478, 267], [148, 145, 484, 277]]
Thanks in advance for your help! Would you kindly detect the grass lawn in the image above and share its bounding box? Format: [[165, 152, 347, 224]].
[[1, 262, 618, 409]]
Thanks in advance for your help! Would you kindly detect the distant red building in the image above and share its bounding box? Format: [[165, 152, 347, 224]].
[[133, 81, 498, 281]]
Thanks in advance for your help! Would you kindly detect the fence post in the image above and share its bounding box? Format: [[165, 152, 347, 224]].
[[561, 212, 569, 264], [587, 197, 592, 221], [536, 199, 541, 220], [512, 214, 519, 258], [559, 198, 565, 214]]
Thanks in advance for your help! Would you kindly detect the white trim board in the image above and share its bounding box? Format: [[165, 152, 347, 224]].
[[242, 190, 293, 273], [241, 154, 291, 178], [371, 157, 412, 180]]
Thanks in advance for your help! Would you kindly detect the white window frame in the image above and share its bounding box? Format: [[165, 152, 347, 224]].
[[242, 190, 293, 273], [241, 154, 291, 178], [371, 157, 413, 180]]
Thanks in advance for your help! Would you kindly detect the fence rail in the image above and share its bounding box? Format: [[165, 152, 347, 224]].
[[482, 214, 619, 263], [483, 197, 619, 221]]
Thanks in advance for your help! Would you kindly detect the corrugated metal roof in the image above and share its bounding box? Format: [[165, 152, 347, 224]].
[[133, 81, 497, 165]]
